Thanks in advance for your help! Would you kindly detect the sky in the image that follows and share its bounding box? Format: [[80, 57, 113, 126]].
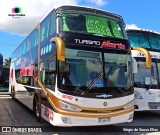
[[0, 0, 160, 60]]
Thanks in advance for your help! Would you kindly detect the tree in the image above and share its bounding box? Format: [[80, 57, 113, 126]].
[[3, 58, 11, 68]]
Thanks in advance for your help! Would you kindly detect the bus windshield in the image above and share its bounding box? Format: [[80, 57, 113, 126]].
[[104, 53, 132, 88], [60, 12, 125, 39], [58, 48, 132, 97], [134, 60, 159, 89]]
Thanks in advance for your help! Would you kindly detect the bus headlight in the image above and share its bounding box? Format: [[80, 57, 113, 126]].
[[123, 100, 134, 109], [135, 91, 143, 99], [59, 101, 82, 112]]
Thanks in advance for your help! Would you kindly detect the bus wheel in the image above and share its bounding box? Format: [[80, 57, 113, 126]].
[[34, 96, 41, 122], [11, 90, 16, 101]]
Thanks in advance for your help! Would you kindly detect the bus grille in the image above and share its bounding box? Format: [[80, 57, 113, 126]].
[[148, 102, 160, 109]]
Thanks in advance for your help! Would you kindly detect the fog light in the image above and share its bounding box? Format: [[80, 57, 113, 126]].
[[61, 117, 72, 124], [128, 113, 133, 120]]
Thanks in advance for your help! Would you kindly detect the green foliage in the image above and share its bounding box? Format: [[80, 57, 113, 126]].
[[3, 58, 11, 68]]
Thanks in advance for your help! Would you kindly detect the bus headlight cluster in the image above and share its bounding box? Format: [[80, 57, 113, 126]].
[[123, 100, 134, 109], [59, 101, 82, 112], [135, 91, 143, 99]]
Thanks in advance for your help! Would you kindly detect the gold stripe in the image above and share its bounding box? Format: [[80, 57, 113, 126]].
[[47, 90, 134, 118], [34, 78, 134, 118], [49, 95, 134, 118], [47, 90, 133, 111], [58, 98, 133, 111]]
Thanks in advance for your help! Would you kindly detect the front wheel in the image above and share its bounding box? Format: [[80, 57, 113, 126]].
[[34, 96, 41, 122], [11, 89, 16, 101]]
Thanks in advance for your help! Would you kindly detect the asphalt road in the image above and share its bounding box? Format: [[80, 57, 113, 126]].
[[0, 95, 160, 135]]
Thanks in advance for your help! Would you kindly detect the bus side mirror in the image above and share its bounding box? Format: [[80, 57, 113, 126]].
[[50, 37, 66, 61], [132, 58, 137, 73]]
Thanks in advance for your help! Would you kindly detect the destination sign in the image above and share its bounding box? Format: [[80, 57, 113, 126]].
[[132, 50, 160, 59], [74, 39, 126, 50]]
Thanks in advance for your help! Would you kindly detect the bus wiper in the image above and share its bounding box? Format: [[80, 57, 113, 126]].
[[146, 82, 153, 90], [75, 87, 84, 93], [81, 73, 103, 95], [105, 77, 125, 94]]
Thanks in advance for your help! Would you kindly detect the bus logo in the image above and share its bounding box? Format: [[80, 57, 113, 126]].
[[12, 7, 22, 13], [2, 127, 11, 132], [75, 39, 100, 46], [8, 7, 25, 18], [62, 94, 73, 100], [101, 41, 125, 50], [44, 107, 54, 121], [96, 94, 112, 98], [103, 102, 108, 106]]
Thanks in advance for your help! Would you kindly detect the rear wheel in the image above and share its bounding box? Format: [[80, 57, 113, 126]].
[[34, 96, 41, 122]]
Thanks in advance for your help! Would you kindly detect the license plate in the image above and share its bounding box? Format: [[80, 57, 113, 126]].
[[157, 106, 160, 109], [98, 118, 111, 123]]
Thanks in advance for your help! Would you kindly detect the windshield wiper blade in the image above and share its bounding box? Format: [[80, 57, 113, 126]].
[[105, 77, 125, 94], [75, 87, 84, 93], [81, 73, 103, 95]]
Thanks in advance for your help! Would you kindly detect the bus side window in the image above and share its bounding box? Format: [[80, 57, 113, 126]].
[[40, 15, 51, 42], [40, 58, 56, 91], [40, 63, 45, 84], [47, 61, 56, 90]]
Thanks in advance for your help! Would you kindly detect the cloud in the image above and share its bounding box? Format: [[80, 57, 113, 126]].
[[0, 0, 107, 35], [87, 0, 106, 6], [126, 24, 140, 30], [0, 0, 78, 35]]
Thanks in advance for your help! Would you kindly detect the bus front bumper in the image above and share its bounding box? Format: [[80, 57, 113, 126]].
[[41, 105, 134, 127], [53, 112, 133, 127]]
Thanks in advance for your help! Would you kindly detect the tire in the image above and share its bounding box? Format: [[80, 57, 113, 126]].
[[11, 89, 16, 101], [34, 96, 41, 122]]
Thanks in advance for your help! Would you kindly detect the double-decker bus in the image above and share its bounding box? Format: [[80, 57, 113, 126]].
[[10, 5, 151, 126], [0, 54, 10, 94], [127, 29, 160, 111]]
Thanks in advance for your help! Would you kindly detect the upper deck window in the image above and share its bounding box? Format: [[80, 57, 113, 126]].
[[128, 31, 160, 50], [60, 13, 125, 39], [148, 35, 160, 50], [128, 33, 150, 49]]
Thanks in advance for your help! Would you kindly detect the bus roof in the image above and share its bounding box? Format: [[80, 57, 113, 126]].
[[55, 5, 124, 22], [127, 28, 160, 51], [126, 28, 160, 35]]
